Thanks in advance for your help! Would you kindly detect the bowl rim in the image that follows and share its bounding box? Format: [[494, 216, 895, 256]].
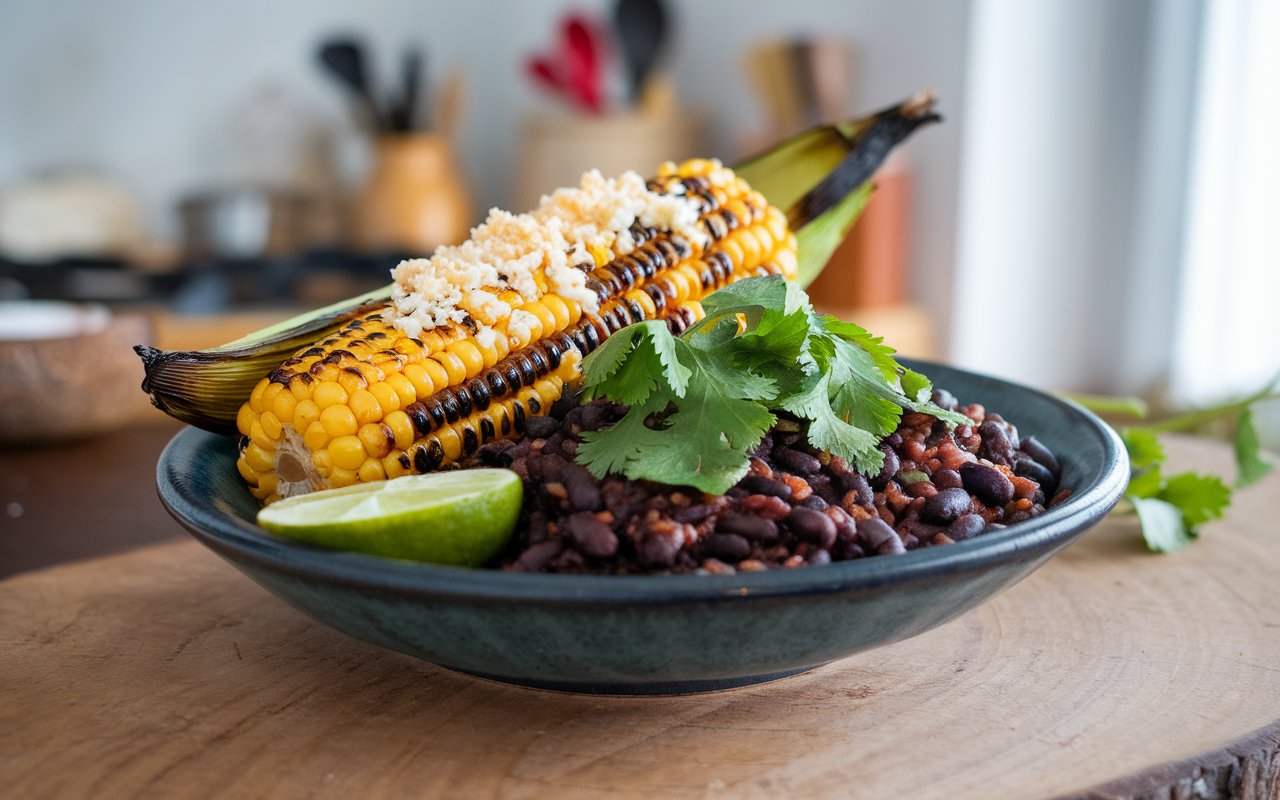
[[157, 360, 1130, 605]]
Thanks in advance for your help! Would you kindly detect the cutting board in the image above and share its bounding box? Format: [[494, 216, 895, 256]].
[[2, 436, 1278, 799]]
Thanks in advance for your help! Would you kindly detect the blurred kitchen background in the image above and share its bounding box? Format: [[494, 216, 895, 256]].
[[1, 0, 1277, 437]]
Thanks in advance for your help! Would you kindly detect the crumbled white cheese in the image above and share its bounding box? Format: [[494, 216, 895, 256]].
[[388, 165, 706, 343]]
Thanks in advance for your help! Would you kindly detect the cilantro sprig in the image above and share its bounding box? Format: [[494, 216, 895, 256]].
[[575, 276, 964, 494], [1070, 379, 1278, 552]]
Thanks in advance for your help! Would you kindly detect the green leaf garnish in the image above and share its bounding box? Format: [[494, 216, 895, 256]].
[[1233, 408, 1274, 487], [575, 275, 961, 493]]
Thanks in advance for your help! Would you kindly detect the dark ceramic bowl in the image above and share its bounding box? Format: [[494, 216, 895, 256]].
[[157, 360, 1128, 695]]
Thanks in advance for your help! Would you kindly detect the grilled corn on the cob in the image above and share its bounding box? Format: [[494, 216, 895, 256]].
[[236, 159, 798, 502]]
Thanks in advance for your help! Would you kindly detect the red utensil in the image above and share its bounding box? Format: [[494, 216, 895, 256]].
[[524, 15, 605, 114]]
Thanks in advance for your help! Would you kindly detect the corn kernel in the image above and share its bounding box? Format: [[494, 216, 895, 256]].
[[311, 448, 332, 477], [437, 427, 462, 462], [432, 351, 467, 386], [373, 379, 406, 411], [349, 389, 381, 426], [313, 381, 348, 409], [271, 390, 297, 425], [329, 435, 366, 471], [259, 411, 283, 441], [401, 364, 435, 399], [303, 420, 330, 452], [625, 289, 657, 321], [446, 340, 486, 379], [319, 404, 358, 438], [358, 459, 386, 484], [236, 403, 255, 437], [359, 423, 392, 459], [383, 410, 416, 450], [293, 399, 321, 432], [244, 442, 274, 473], [261, 382, 284, 409], [236, 455, 257, 483], [256, 473, 278, 497], [329, 467, 358, 488], [249, 421, 273, 451], [718, 238, 745, 271], [337, 369, 368, 395], [248, 379, 268, 413], [383, 453, 410, 479]]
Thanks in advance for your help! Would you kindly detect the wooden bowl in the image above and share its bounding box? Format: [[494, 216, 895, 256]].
[[0, 302, 152, 444]]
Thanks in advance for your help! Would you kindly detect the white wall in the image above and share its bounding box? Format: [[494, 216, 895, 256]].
[[0, 0, 970, 324]]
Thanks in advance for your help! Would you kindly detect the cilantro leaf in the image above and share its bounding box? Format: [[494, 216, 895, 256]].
[[1160, 472, 1230, 529], [574, 275, 966, 494], [1120, 428, 1164, 471], [1233, 408, 1274, 487], [1130, 496, 1194, 552], [1125, 465, 1163, 499], [581, 320, 689, 404]]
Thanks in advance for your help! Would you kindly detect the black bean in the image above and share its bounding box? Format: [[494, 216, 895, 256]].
[[855, 518, 896, 550], [985, 522, 1008, 532], [960, 462, 1015, 507], [786, 506, 838, 549], [561, 464, 602, 511], [578, 402, 607, 432], [978, 420, 1016, 467], [705, 532, 751, 562], [670, 504, 714, 524], [773, 446, 821, 475], [933, 468, 963, 490], [524, 415, 560, 439], [856, 518, 907, 556], [931, 388, 958, 410], [1019, 435, 1061, 478], [738, 475, 792, 499], [836, 471, 873, 506], [637, 526, 685, 566], [565, 512, 618, 558], [871, 446, 900, 489], [920, 487, 972, 524], [807, 548, 832, 566], [1014, 454, 1058, 496], [716, 513, 779, 542], [800, 494, 828, 511], [946, 513, 986, 541], [515, 539, 565, 571]]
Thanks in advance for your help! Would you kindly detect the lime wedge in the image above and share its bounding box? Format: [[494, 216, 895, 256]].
[[257, 469, 523, 566]]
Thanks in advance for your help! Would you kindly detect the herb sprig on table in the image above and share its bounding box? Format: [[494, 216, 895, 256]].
[[574, 276, 965, 494], [1073, 381, 1279, 553]]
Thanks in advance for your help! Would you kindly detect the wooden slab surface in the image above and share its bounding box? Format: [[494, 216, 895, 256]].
[[2, 437, 1278, 799]]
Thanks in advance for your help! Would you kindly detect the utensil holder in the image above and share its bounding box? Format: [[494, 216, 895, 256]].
[[353, 134, 471, 255], [514, 111, 703, 210]]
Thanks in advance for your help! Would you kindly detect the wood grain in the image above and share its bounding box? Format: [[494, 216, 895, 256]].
[[1, 436, 1277, 799]]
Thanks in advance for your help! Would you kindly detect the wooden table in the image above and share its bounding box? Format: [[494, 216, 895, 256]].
[[2, 435, 1278, 799]]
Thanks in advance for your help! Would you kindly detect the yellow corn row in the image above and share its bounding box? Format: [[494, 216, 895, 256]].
[[236, 159, 798, 503]]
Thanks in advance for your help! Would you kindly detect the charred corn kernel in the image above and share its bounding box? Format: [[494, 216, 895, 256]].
[[625, 289, 657, 321], [432, 351, 467, 386], [383, 410, 415, 450], [329, 436, 366, 471], [369, 381, 402, 414], [313, 381, 347, 409], [235, 158, 796, 503], [445, 340, 485, 379], [319, 404, 358, 438], [293, 399, 321, 432], [383, 453, 410, 479], [358, 459, 386, 484], [358, 422, 392, 459], [349, 389, 381, 426]]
